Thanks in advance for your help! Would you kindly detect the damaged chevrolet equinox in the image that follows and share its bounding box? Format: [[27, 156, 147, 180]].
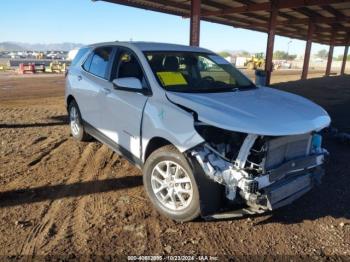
[[65, 42, 331, 222]]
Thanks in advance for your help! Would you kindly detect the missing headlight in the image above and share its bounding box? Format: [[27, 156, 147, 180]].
[[194, 122, 246, 162]]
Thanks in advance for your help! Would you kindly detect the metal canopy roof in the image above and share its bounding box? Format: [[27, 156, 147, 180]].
[[100, 0, 350, 46]]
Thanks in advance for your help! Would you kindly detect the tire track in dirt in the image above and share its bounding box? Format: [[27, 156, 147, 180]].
[[38, 142, 103, 253], [69, 145, 113, 253], [19, 143, 98, 256], [106, 159, 153, 255], [27, 137, 67, 167], [0, 136, 69, 187], [0, 107, 64, 121], [0, 107, 38, 116], [28, 144, 114, 255], [30, 136, 48, 145]]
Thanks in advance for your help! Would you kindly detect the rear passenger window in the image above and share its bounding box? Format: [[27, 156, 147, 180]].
[[88, 47, 113, 79]]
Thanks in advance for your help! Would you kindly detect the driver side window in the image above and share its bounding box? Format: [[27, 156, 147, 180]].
[[114, 49, 147, 88]]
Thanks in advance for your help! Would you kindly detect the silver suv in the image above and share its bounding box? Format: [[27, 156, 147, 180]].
[[65, 42, 330, 221]]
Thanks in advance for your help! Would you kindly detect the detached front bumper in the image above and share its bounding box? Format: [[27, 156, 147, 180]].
[[203, 165, 325, 220], [191, 132, 328, 220], [248, 165, 324, 211], [199, 152, 327, 220]]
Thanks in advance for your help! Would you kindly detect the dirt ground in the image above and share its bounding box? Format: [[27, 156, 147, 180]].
[[0, 72, 349, 260]]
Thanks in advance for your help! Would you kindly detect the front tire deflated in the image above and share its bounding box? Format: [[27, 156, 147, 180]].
[[143, 145, 200, 222]]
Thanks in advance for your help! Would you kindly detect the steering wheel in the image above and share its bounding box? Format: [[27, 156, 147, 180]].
[[202, 76, 215, 82]]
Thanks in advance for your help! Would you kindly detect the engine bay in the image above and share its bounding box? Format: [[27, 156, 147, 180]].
[[191, 122, 327, 213]]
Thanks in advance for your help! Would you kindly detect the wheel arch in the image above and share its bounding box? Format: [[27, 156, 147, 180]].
[[66, 95, 76, 110], [144, 137, 173, 162], [143, 137, 225, 218]]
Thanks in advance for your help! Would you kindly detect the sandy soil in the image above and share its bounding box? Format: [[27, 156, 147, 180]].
[[0, 74, 349, 260]]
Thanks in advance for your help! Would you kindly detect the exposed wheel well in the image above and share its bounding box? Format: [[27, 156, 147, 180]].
[[144, 137, 172, 161], [66, 95, 75, 109]]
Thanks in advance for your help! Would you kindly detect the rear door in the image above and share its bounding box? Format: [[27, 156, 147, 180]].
[[98, 47, 150, 160], [76, 46, 114, 128]]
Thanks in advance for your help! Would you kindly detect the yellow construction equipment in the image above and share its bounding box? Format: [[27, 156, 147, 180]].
[[45, 61, 67, 73], [35, 52, 45, 59], [244, 53, 265, 70], [0, 64, 8, 71]]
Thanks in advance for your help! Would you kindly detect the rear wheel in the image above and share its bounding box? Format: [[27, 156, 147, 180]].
[[68, 100, 91, 141], [143, 145, 200, 222]]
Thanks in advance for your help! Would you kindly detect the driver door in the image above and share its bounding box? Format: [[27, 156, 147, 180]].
[[98, 47, 150, 161]]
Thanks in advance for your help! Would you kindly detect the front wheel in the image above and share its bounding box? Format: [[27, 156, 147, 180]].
[[143, 145, 200, 222], [247, 62, 255, 70]]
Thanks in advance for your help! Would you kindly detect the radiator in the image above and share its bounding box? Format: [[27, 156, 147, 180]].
[[265, 134, 312, 170]]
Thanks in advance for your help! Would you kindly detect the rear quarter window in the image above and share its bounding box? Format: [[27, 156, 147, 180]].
[[70, 48, 89, 67]]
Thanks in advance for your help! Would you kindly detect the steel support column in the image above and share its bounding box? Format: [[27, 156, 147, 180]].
[[190, 0, 201, 46], [325, 31, 335, 76], [265, 1, 278, 86], [301, 21, 314, 80], [341, 45, 349, 75]]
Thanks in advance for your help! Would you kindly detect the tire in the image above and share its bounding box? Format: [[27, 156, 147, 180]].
[[259, 62, 265, 70], [247, 62, 255, 70], [143, 145, 200, 222], [68, 100, 91, 141]]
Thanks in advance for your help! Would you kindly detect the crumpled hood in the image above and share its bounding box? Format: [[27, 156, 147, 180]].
[[166, 87, 331, 136]]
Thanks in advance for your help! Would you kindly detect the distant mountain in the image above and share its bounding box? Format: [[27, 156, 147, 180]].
[[0, 42, 25, 51], [0, 42, 84, 51]]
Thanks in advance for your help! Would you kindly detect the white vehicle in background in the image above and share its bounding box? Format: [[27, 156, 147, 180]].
[[67, 49, 79, 61], [9, 52, 20, 59], [65, 42, 330, 222]]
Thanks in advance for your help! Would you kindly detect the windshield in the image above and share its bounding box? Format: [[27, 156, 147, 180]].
[[144, 51, 255, 93]]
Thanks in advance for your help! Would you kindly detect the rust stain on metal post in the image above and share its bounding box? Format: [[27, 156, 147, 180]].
[[325, 31, 336, 76], [190, 0, 201, 46], [265, 0, 278, 86], [341, 44, 349, 75], [301, 20, 314, 80]]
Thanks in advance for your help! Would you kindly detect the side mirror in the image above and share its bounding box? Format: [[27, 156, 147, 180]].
[[112, 77, 143, 91]]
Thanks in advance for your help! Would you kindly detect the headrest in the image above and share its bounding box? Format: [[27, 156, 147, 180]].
[[119, 62, 142, 80], [164, 56, 179, 71], [150, 55, 164, 72]]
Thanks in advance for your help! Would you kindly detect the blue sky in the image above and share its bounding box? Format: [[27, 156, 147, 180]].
[[0, 0, 345, 56]]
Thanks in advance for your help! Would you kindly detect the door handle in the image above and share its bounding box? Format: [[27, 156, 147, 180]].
[[77, 75, 82, 81]]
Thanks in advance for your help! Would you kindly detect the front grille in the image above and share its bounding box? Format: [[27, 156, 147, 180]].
[[264, 134, 311, 170]]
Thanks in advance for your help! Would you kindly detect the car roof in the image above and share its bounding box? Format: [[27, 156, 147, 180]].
[[85, 41, 214, 54]]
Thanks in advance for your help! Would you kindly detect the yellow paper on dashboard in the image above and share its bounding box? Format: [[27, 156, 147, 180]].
[[156, 72, 187, 86]]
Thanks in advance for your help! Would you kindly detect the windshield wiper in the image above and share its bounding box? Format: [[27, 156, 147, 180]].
[[233, 84, 257, 91]]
